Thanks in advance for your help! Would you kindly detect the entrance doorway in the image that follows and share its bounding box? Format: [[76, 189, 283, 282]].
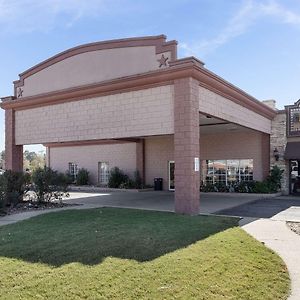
[[168, 161, 175, 191], [290, 160, 300, 194]]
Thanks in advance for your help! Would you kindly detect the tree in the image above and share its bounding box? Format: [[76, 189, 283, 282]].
[[23, 150, 45, 171], [0, 150, 4, 169]]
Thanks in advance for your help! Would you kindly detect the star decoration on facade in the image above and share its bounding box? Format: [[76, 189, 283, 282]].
[[17, 88, 23, 98], [157, 54, 169, 68]]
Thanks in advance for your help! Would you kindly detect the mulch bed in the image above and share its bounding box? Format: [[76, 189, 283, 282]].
[[286, 222, 300, 236], [0, 201, 81, 217]]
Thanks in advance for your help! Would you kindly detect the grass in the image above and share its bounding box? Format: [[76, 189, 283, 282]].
[[0, 208, 290, 299]]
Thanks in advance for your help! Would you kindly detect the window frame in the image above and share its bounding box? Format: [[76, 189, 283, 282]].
[[68, 162, 78, 181], [98, 162, 110, 186], [201, 159, 253, 185]]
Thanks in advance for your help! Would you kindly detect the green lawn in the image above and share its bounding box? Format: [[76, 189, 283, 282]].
[[0, 208, 290, 299]]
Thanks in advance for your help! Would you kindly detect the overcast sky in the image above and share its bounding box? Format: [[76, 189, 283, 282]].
[[1, 0, 300, 152]]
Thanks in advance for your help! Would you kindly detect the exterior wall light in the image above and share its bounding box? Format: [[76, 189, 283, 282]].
[[274, 148, 279, 161]]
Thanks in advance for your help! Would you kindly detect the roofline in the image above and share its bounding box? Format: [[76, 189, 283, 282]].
[[13, 34, 178, 92]]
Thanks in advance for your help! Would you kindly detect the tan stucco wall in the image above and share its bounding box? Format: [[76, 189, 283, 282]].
[[48, 130, 268, 188], [144, 130, 266, 188], [198, 86, 272, 134], [200, 131, 267, 181], [15, 85, 174, 145], [49, 143, 137, 185], [21, 47, 171, 97], [144, 136, 174, 189]]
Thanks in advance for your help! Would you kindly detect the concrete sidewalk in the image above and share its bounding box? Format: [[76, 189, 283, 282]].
[[0, 205, 91, 226], [242, 219, 300, 300]]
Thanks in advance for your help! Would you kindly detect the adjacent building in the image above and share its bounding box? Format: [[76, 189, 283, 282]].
[[1, 35, 299, 215]]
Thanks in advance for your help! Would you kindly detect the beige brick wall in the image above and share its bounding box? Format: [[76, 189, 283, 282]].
[[199, 86, 272, 134], [49, 143, 137, 185], [15, 85, 174, 145]]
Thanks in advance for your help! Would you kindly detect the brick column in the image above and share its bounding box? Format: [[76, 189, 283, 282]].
[[136, 139, 145, 184], [46, 147, 51, 168], [174, 77, 200, 215], [5, 109, 23, 171]]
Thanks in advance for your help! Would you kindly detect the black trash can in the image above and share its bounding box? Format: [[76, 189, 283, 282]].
[[154, 178, 163, 191]]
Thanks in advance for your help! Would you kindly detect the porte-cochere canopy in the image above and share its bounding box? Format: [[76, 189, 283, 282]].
[[1, 35, 276, 214]]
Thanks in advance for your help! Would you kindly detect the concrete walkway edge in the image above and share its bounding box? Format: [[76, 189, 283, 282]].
[[241, 218, 300, 300]]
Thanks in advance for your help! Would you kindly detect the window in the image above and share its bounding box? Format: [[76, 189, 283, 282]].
[[98, 162, 110, 185], [68, 162, 78, 181], [239, 159, 254, 182], [201, 159, 253, 185]]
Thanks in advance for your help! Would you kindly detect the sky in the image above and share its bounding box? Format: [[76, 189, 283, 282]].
[[0, 0, 300, 152]]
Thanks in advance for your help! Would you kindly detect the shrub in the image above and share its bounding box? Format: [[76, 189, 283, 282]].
[[267, 165, 284, 192], [107, 168, 145, 189], [200, 183, 216, 192], [233, 181, 256, 193], [0, 175, 5, 214], [214, 182, 227, 192], [76, 168, 89, 185], [119, 178, 135, 189], [31, 167, 69, 203], [252, 181, 271, 193], [108, 167, 128, 188], [65, 171, 75, 184], [0, 170, 30, 207]]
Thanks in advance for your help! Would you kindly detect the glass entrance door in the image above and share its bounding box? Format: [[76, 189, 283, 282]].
[[168, 161, 175, 191], [290, 160, 300, 194]]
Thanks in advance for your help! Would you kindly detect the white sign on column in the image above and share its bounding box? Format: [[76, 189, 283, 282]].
[[194, 157, 199, 172]]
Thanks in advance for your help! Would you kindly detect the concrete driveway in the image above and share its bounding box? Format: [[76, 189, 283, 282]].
[[64, 191, 278, 215], [65, 191, 300, 223], [216, 196, 300, 222]]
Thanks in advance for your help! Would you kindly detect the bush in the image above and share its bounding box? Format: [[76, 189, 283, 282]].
[[233, 181, 255, 193], [119, 178, 135, 189], [252, 181, 271, 193], [65, 171, 75, 184], [108, 167, 128, 188], [0, 170, 30, 207], [200, 183, 216, 192], [31, 167, 69, 203], [267, 165, 284, 192], [0, 175, 5, 214], [214, 182, 227, 192], [76, 168, 89, 185]]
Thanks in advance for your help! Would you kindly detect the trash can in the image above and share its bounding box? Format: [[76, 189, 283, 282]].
[[154, 178, 163, 191]]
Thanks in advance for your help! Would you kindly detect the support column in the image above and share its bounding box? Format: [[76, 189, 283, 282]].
[[136, 139, 145, 185], [46, 147, 51, 168], [174, 77, 200, 215], [261, 133, 270, 179], [5, 109, 23, 171]]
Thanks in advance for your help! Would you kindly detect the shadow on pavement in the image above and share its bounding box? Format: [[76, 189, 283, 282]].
[[216, 196, 300, 219]]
